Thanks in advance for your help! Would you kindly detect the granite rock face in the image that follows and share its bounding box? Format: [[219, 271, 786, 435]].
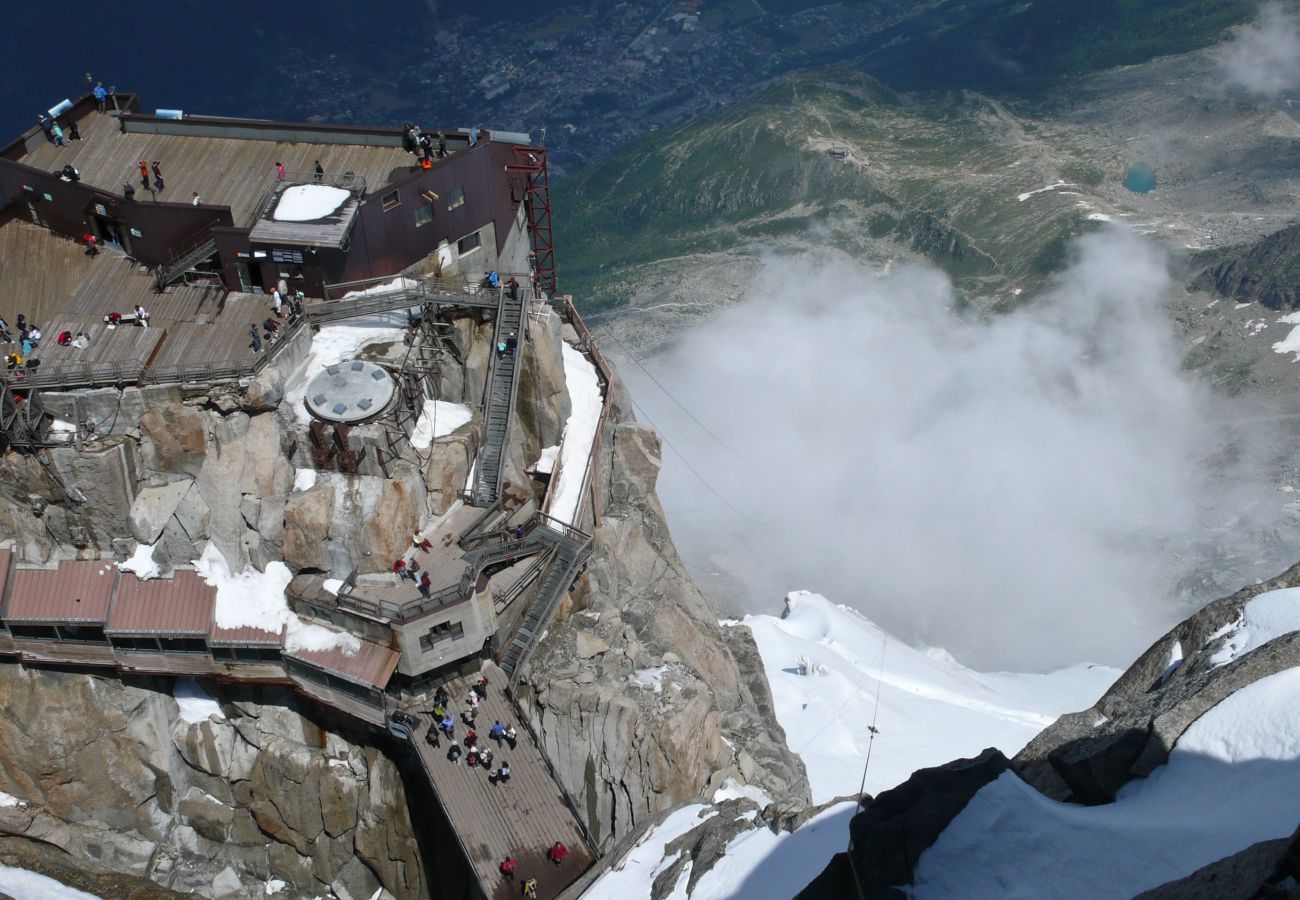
[[0, 666, 424, 899], [516, 392, 810, 849]]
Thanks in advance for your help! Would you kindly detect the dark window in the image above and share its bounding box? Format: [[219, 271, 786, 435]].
[[419, 620, 464, 651], [271, 248, 304, 264], [56, 624, 106, 642], [382, 190, 401, 212], [212, 647, 237, 661], [111, 636, 159, 652], [448, 187, 465, 211], [11, 625, 57, 640], [159, 637, 206, 654], [414, 203, 433, 228], [457, 232, 481, 255], [234, 646, 281, 663]]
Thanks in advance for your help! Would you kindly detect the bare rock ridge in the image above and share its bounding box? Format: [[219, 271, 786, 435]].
[[800, 561, 1300, 897], [0, 667, 423, 899]]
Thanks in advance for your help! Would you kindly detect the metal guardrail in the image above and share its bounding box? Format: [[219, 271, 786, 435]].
[[247, 171, 366, 227]]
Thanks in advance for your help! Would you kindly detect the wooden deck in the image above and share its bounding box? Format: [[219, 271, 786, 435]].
[[18, 113, 415, 226], [405, 664, 594, 900], [0, 219, 99, 341]]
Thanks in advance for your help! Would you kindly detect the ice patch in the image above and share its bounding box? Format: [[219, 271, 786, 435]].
[[272, 184, 349, 221], [293, 468, 317, 491], [1086, 213, 1114, 222], [0, 865, 102, 900], [0, 791, 26, 808], [713, 778, 774, 807], [322, 578, 343, 595], [1017, 182, 1071, 202], [410, 400, 473, 449], [117, 542, 160, 580], [532, 445, 560, 474], [632, 666, 667, 693]]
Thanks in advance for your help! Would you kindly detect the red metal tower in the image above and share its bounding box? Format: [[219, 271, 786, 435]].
[[506, 146, 556, 295]]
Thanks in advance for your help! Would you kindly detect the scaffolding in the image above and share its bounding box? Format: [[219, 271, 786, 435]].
[[507, 146, 556, 296]]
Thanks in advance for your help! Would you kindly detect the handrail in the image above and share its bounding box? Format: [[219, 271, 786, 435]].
[[247, 171, 366, 227]]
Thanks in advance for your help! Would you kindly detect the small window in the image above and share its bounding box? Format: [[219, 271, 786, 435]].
[[381, 189, 401, 212], [457, 232, 481, 256], [448, 187, 465, 211], [414, 202, 433, 228]]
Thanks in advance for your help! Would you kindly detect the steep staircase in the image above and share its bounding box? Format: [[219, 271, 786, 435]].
[[470, 288, 525, 507], [499, 526, 593, 681], [158, 232, 218, 288]]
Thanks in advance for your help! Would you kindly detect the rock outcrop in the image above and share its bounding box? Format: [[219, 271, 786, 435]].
[[0, 666, 425, 899], [516, 373, 810, 849]]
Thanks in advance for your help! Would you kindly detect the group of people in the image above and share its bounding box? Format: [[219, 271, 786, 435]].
[[425, 681, 516, 785], [402, 123, 449, 167], [37, 114, 78, 148], [248, 280, 304, 353], [499, 841, 571, 897], [1, 315, 44, 374]]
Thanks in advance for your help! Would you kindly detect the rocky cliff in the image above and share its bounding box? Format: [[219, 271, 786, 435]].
[[514, 371, 810, 849], [0, 667, 424, 899]]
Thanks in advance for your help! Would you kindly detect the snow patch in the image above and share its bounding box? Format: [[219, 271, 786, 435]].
[[913, 666, 1300, 898], [1086, 213, 1115, 222], [1209, 587, 1300, 667], [322, 578, 343, 595], [264, 878, 288, 895], [293, 468, 317, 491], [1017, 182, 1071, 202], [0, 791, 26, 808], [173, 677, 224, 723], [0, 865, 102, 900], [283, 319, 408, 425], [410, 400, 473, 449], [272, 184, 349, 221], [117, 542, 160, 580], [532, 445, 560, 474], [713, 778, 773, 807], [548, 343, 603, 525], [632, 666, 667, 693], [583, 805, 715, 899]]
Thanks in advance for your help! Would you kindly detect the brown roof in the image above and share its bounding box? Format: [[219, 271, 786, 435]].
[[107, 570, 215, 635], [208, 622, 285, 647], [0, 549, 13, 613], [287, 635, 400, 690], [6, 560, 117, 623]]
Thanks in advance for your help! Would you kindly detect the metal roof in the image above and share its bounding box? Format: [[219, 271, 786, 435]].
[[208, 622, 285, 647], [6, 560, 117, 623], [286, 634, 400, 690], [108, 570, 215, 635]]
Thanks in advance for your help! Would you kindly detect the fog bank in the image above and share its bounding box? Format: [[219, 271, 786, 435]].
[[621, 229, 1294, 670], [1218, 2, 1300, 99]]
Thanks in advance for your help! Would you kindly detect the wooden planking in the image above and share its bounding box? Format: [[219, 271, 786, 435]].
[[67, 257, 225, 324], [145, 321, 256, 369], [0, 219, 98, 341], [406, 665, 594, 900], [18, 113, 415, 226]]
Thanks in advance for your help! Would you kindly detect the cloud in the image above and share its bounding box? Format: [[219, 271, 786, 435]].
[[1218, 2, 1300, 99], [620, 228, 1298, 670]]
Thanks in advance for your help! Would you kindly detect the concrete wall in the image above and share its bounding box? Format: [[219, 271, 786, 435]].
[[392, 588, 496, 677], [38, 385, 185, 435]]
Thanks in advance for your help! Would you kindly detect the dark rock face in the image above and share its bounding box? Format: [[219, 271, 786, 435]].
[[1133, 825, 1300, 900], [1190, 222, 1300, 310], [831, 749, 1011, 897]]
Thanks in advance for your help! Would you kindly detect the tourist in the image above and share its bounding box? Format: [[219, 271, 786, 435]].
[[476, 673, 490, 698], [314, 160, 324, 181], [271, 287, 282, 317], [467, 688, 479, 710], [522, 877, 538, 898], [191, 192, 201, 206], [447, 740, 461, 762], [440, 714, 455, 736], [106, 312, 121, 328], [507, 276, 519, 302], [497, 339, 508, 359], [69, 120, 81, 141], [122, 183, 135, 200], [275, 161, 286, 181], [392, 559, 410, 580], [133, 305, 149, 327], [479, 746, 493, 770], [436, 131, 447, 158], [20, 337, 32, 359], [418, 571, 431, 598], [82, 233, 98, 256], [27, 326, 41, 346], [413, 532, 433, 553], [505, 332, 517, 357], [467, 745, 479, 767], [465, 728, 477, 749], [263, 318, 280, 343], [57, 331, 72, 347], [71, 332, 90, 350], [51, 121, 64, 147], [93, 82, 108, 113], [154, 175, 165, 194], [434, 685, 449, 707], [151, 160, 162, 180], [38, 116, 53, 143], [500, 857, 517, 880], [62, 164, 81, 182], [505, 724, 517, 749], [493, 762, 511, 784], [138, 160, 149, 186], [248, 325, 262, 353], [4, 353, 20, 371], [425, 722, 440, 748], [548, 841, 569, 867], [462, 706, 477, 727], [489, 721, 506, 745]]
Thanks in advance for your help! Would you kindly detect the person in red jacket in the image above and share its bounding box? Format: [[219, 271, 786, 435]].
[[548, 841, 569, 866], [500, 857, 517, 880]]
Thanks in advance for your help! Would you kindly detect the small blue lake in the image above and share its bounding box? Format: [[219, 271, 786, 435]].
[[1123, 165, 1157, 193]]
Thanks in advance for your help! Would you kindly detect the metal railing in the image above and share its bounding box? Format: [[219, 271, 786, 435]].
[[247, 171, 366, 227]]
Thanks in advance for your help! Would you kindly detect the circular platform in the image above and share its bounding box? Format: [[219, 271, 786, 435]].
[[304, 359, 396, 423]]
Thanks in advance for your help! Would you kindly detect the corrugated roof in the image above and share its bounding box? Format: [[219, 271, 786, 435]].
[[108, 570, 215, 635], [6, 560, 117, 623], [0, 549, 13, 615], [287, 635, 400, 690], [208, 622, 285, 646]]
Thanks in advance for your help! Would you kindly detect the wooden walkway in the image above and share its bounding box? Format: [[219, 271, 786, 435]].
[[18, 113, 414, 225], [0, 219, 98, 339], [405, 664, 593, 900]]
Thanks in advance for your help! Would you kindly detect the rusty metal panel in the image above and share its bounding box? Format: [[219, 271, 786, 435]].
[[108, 570, 215, 635]]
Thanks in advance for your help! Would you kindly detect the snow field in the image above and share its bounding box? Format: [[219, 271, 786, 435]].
[[547, 343, 603, 525], [912, 666, 1300, 899], [272, 184, 349, 221], [1210, 587, 1300, 667], [0, 865, 103, 899]]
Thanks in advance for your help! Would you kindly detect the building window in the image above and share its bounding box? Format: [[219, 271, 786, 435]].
[[414, 202, 433, 228], [418, 620, 465, 651], [457, 232, 481, 256], [382, 189, 401, 212], [448, 187, 465, 211]]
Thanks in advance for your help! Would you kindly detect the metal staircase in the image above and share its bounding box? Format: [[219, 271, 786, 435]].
[[499, 525, 593, 681], [158, 232, 218, 288], [470, 287, 525, 506]]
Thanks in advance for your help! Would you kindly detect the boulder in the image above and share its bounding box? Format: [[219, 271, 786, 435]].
[[130, 480, 193, 545], [354, 463, 424, 574], [516, 310, 572, 454], [139, 404, 207, 478], [245, 366, 285, 412], [421, 429, 477, 515]]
